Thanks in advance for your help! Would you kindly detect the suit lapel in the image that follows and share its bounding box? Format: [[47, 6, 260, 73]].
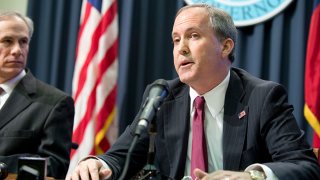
[[162, 84, 190, 178], [0, 71, 35, 129], [223, 70, 248, 170]]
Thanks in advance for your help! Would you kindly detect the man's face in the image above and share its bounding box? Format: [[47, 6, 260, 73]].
[[172, 7, 230, 93], [0, 16, 29, 83]]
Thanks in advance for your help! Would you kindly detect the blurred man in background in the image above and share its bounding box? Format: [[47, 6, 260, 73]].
[[0, 11, 74, 178]]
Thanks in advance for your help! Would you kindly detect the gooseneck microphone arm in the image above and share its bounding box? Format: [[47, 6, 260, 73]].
[[138, 119, 158, 179], [118, 79, 169, 180]]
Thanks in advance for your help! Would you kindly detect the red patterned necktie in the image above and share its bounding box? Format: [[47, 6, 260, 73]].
[[191, 96, 208, 179]]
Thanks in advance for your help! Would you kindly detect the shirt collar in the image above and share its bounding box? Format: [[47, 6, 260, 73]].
[[190, 70, 230, 117], [0, 70, 26, 95]]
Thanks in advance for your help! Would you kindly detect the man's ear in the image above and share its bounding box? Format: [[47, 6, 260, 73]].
[[221, 38, 234, 59]]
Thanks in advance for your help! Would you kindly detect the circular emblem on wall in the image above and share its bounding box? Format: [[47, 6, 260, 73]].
[[184, 0, 293, 27]]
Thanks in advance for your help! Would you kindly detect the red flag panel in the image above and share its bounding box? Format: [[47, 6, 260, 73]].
[[304, 1, 320, 148]]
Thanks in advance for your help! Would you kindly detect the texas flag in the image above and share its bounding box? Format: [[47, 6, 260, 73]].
[[304, 0, 320, 148]]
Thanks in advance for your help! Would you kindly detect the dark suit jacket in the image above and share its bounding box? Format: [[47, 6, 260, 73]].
[[0, 69, 74, 179], [100, 67, 320, 180]]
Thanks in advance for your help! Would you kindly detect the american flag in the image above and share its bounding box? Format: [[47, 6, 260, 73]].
[[68, 0, 118, 173]]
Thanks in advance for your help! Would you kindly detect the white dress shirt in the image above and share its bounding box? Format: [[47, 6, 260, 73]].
[[0, 70, 26, 109], [184, 71, 230, 175]]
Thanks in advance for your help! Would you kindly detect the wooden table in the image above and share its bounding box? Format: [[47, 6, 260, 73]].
[[5, 173, 55, 180]]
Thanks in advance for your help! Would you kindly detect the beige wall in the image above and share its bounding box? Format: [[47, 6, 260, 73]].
[[0, 0, 28, 15]]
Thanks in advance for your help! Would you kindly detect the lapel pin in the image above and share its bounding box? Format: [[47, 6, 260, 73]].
[[238, 110, 246, 119]]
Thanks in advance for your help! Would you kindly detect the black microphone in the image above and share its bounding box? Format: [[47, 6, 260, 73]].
[[0, 162, 8, 179], [119, 79, 168, 180], [135, 79, 169, 136]]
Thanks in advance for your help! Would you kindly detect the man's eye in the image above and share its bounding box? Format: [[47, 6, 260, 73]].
[[173, 38, 180, 44], [20, 39, 29, 45], [1, 39, 12, 44], [191, 33, 199, 39]]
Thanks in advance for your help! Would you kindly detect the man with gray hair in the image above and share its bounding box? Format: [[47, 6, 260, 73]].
[[0, 11, 74, 178], [68, 4, 320, 180]]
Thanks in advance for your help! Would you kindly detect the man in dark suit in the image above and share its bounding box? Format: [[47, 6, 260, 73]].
[[67, 4, 320, 180], [0, 11, 74, 178]]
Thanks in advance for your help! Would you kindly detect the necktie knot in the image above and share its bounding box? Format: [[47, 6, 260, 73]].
[[194, 96, 205, 111]]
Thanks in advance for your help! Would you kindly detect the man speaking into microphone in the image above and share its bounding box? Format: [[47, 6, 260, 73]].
[[68, 4, 320, 180]]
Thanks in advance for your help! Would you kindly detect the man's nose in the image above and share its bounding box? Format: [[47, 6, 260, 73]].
[[178, 40, 190, 55], [11, 43, 22, 56]]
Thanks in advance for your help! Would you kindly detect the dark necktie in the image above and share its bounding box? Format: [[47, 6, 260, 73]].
[[191, 96, 208, 179], [0, 87, 4, 108], [0, 87, 3, 96]]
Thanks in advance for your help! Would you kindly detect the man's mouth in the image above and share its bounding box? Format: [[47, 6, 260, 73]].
[[5, 60, 24, 67], [180, 60, 193, 68]]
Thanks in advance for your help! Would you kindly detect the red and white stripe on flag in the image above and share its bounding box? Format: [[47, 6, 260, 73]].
[[68, 0, 118, 173]]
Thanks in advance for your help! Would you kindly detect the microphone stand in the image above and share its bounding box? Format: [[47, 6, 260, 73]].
[[138, 121, 158, 179], [119, 78, 169, 180], [119, 120, 159, 180]]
